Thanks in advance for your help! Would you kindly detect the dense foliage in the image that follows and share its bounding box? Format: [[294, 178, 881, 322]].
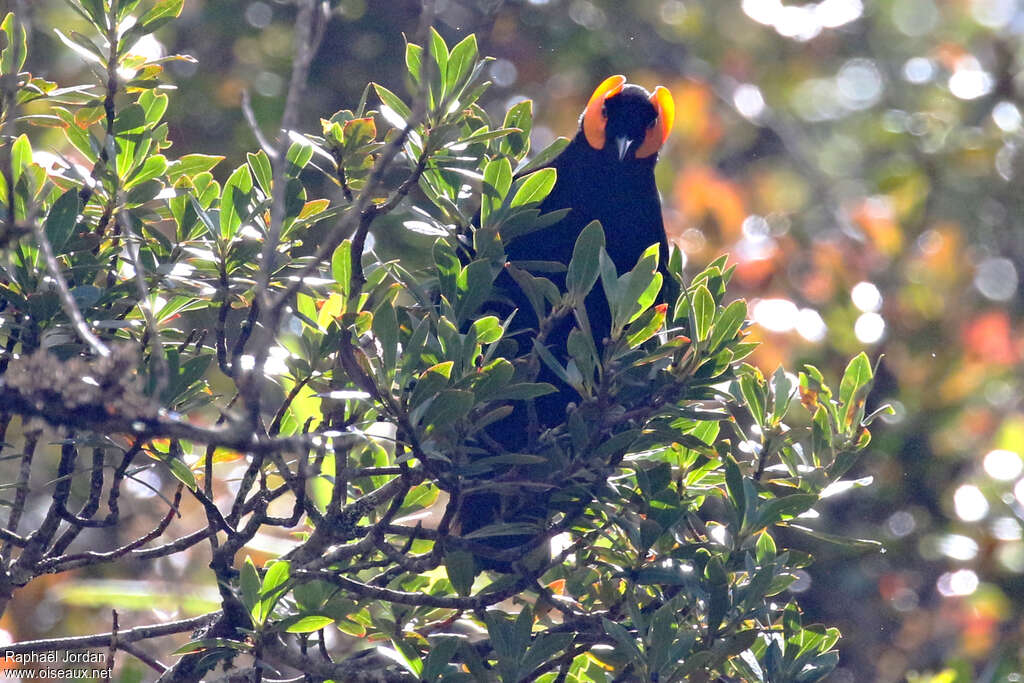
[[0, 2, 887, 681]]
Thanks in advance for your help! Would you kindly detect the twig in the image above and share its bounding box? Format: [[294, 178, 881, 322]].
[[106, 610, 118, 676], [37, 486, 183, 573], [91, 2, 122, 236], [120, 211, 169, 396], [29, 215, 111, 357], [117, 640, 167, 674], [2, 613, 218, 654], [240, 89, 277, 159], [1, 429, 39, 562], [256, 0, 326, 309]]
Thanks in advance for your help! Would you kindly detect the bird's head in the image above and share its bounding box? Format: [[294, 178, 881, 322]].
[[580, 75, 675, 162]]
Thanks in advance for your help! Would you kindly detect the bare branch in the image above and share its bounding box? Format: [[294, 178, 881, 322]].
[[240, 89, 276, 159], [256, 0, 327, 309], [29, 216, 111, 357], [120, 212, 169, 396], [1, 429, 39, 562], [2, 613, 218, 654]]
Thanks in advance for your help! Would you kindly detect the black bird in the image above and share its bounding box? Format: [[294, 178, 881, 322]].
[[458, 76, 676, 568]]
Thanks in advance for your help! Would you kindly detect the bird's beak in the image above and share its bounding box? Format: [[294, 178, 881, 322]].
[[615, 136, 633, 161]]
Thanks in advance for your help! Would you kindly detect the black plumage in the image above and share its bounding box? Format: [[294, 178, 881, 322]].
[[457, 77, 675, 569]]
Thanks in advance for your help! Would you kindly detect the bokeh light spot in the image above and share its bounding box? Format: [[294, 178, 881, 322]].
[[887, 510, 916, 537], [996, 543, 1024, 572], [787, 569, 812, 593], [836, 59, 883, 110], [953, 484, 989, 522], [949, 58, 994, 100], [902, 57, 935, 84], [490, 59, 518, 87], [754, 298, 799, 333], [936, 569, 979, 597], [734, 83, 766, 120], [245, 2, 273, 28], [991, 517, 1022, 541], [891, 0, 939, 37], [937, 533, 979, 561], [854, 312, 885, 344], [992, 101, 1022, 132], [851, 281, 882, 312], [983, 449, 1022, 481], [974, 257, 1018, 301], [970, 0, 1016, 29], [796, 308, 827, 342]]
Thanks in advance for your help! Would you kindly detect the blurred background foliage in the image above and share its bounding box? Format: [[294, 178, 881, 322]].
[[9, 0, 1024, 680]]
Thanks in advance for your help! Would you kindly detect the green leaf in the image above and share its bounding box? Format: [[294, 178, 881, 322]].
[[171, 638, 251, 656], [510, 168, 556, 208], [500, 99, 533, 158], [53, 28, 104, 65], [739, 365, 766, 426], [839, 352, 872, 405], [708, 298, 747, 351], [625, 303, 667, 349], [124, 154, 167, 189], [239, 557, 260, 615], [724, 456, 745, 528], [135, 0, 183, 35], [481, 156, 512, 226], [139, 90, 169, 126], [161, 456, 195, 490], [428, 27, 449, 103], [787, 524, 883, 551], [565, 220, 605, 301], [261, 559, 290, 595], [770, 365, 795, 424], [380, 643, 423, 677], [405, 41, 423, 85], [455, 259, 493, 323], [602, 619, 644, 666], [615, 246, 662, 329], [44, 189, 80, 250], [285, 615, 335, 633], [692, 285, 714, 342], [219, 164, 253, 239], [755, 530, 777, 563], [247, 150, 273, 195], [113, 103, 146, 134], [754, 493, 818, 530], [117, 0, 144, 21], [433, 239, 460, 304], [78, 0, 107, 28], [421, 389, 474, 429], [471, 316, 503, 344], [10, 134, 30, 186], [421, 637, 461, 681], [445, 33, 478, 94], [1, 13, 28, 74], [519, 633, 574, 679], [496, 382, 557, 400], [285, 138, 313, 176], [372, 301, 399, 373], [567, 327, 598, 387], [515, 136, 569, 175], [373, 83, 412, 126], [332, 239, 352, 301], [445, 550, 475, 596]]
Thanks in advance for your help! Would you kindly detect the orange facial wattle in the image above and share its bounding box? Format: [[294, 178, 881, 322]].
[[635, 85, 675, 158], [583, 76, 675, 159], [582, 74, 626, 151]]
